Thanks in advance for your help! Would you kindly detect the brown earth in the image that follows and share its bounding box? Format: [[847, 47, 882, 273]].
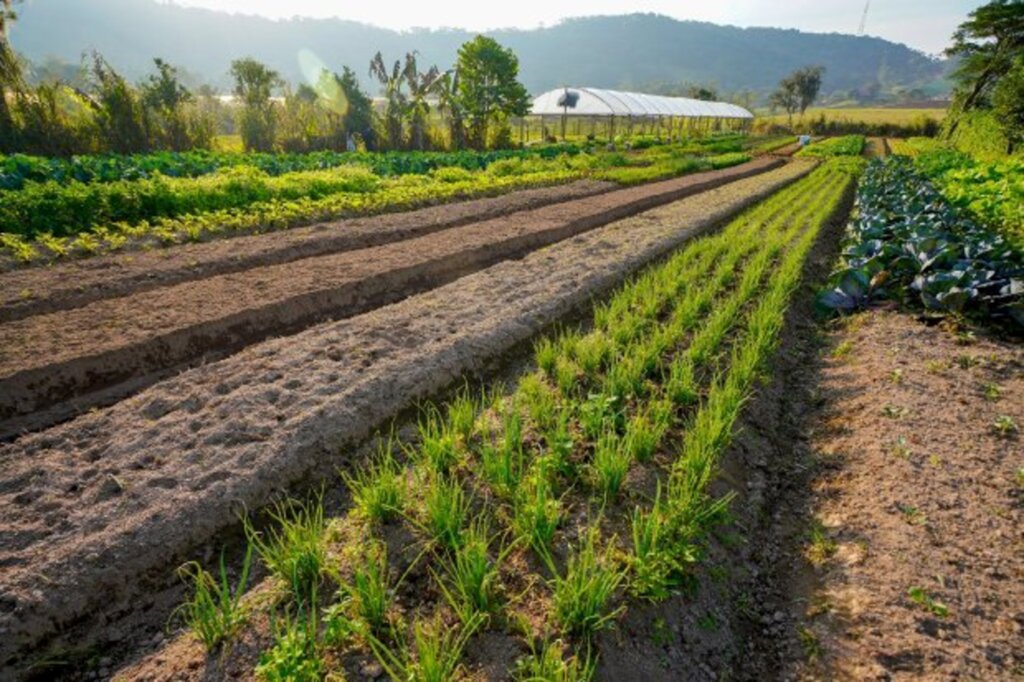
[[0, 158, 784, 439], [785, 311, 1023, 680], [0, 160, 815, 673], [0, 180, 616, 322]]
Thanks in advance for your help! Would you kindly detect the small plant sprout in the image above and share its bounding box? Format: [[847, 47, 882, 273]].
[[908, 586, 950, 618], [889, 368, 904, 384], [1014, 468, 1024, 488], [514, 474, 561, 552], [255, 608, 324, 682], [992, 415, 1019, 438], [369, 611, 484, 682], [549, 527, 626, 638], [830, 340, 853, 359], [514, 638, 594, 682], [925, 359, 947, 374], [174, 545, 253, 651], [956, 354, 981, 370], [881, 404, 908, 419], [435, 516, 512, 624], [422, 472, 471, 550], [341, 439, 406, 523], [415, 406, 461, 475], [983, 382, 1003, 402], [245, 495, 328, 604], [590, 430, 632, 499], [896, 503, 927, 526], [798, 625, 822, 661], [805, 519, 837, 566], [889, 436, 912, 459], [343, 541, 394, 636]]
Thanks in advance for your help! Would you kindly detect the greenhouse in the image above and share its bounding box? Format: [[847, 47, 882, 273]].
[[524, 87, 755, 142]]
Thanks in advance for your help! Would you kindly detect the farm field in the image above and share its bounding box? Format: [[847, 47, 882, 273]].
[[2, 2, 1023, 679]]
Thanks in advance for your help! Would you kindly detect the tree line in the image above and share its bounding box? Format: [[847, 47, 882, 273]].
[[0, 1, 530, 156]]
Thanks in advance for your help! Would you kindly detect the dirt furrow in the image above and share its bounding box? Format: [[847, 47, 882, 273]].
[[0, 160, 814, 670], [0, 180, 617, 322], [0, 158, 783, 439]]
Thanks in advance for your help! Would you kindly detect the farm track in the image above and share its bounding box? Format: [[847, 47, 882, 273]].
[[0, 158, 784, 439], [0, 159, 815, 672]]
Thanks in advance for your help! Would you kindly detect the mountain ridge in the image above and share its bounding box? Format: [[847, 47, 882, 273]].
[[10, 0, 949, 99]]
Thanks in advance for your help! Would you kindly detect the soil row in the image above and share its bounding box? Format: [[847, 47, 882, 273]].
[[0, 180, 617, 322], [0, 158, 784, 440], [0, 160, 815, 670]]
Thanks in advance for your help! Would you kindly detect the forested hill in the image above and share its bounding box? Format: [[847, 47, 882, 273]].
[[11, 0, 949, 97]]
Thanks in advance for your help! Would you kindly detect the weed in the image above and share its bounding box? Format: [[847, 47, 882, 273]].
[[245, 496, 327, 604], [928, 454, 943, 468], [956, 354, 981, 370], [629, 488, 692, 601], [798, 625, 822, 661], [549, 527, 625, 638], [896, 503, 927, 526], [343, 542, 394, 636], [830, 340, 854, 359], [890, 436, 913, 459], [805, 519, 837, 566], [342, 440, 405, 524], [1015, 468, 1024, 488], [255, 608, 323, 682], [983, 382, 1003, 402], [992, 415, 1019, 438], [697, 613, 718, 631], [881, 404, 909, 419], [578, 392, 621, 440], [173, 545, 253, 651], [514, 638, 594, 682], [955, 330, 977, 346], [908, 586, 950, 618], [370, 611, 484, 682], [925, 359, 947, 374], [889, 368, 904, 384]]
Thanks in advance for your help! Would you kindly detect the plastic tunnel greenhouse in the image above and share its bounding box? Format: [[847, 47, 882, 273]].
[[522, 87, 755, 143]]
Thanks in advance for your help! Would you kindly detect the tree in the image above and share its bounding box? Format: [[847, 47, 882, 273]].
[[141, 58, 198, 150], [792, 66, 825, 115], [436, 69, 466, 150], [369, 52, 409, 150], [403, 52, 442, 151], [336, 66, 375, 149], [230, 57, 281, 151], [945, 0, 1024, 135], [91, 53, 150, 153], [992, 55, 1024, 152], [769, 78, 800, 125], [684, 84, 719, 101], [455, 36, 529, 149], [0, 0, 23, 150]]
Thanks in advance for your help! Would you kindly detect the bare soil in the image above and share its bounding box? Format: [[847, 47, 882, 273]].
[[0, 158, 784, 439], [0, 160, 814, 673], [0, 180, 616, 322], [784, 311, 1023, 680]]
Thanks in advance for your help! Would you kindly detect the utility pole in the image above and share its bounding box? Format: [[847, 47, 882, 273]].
[[858, 0, 870, 35]]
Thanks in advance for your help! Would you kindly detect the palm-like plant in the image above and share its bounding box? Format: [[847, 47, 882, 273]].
[[403, 52, 442, 151], [436, 69, 466, 150], [369, 51, 408, 150]]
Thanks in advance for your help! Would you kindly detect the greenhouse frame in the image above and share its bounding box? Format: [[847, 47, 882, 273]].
[[523, 87, 755, 142]]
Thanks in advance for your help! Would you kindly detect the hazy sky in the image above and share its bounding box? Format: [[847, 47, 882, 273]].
[[167, 0, 980, 55]]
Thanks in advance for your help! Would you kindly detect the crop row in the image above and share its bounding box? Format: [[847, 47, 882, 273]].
[[796, 135, 866, 158], [817, 156, 1023, 329], [0, 150, 750, 264], [888, 138, 1024, 251], [0, 145, 586, 190], [167, 160, 858, 680]]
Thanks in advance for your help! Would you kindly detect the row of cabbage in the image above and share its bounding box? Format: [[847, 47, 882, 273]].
[[818, 156, 1023, 329]]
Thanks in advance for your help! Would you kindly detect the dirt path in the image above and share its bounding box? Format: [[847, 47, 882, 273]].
[[0, 158, 784, 439], [0, 180, 616, 322], [0, 161, 815, 672], [785, 311, 1023, 680]]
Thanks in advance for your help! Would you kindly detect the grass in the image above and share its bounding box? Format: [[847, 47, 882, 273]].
[[255, 609, 324, 682], [341, 439, 406, 524], [435, 516, 509, 624], [369, 612, 484, 682], [421, 472, 471, 549], [549, 527, 626, 638], [343, 541, 394, 636], [761, 107, 947, 126], [514, 639, 594, 681]]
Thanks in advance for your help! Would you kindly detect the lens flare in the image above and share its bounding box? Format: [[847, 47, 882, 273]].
[[297, 48, 348, 116]]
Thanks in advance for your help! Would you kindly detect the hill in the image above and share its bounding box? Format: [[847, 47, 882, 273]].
[[9, 0, 949, 99]]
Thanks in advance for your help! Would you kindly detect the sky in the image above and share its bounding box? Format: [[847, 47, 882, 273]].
[[167, 0, 981, 55]]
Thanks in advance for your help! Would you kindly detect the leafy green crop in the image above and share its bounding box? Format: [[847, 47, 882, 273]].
[[817, 157, 1024, 329], [797, 135, 865, 158]]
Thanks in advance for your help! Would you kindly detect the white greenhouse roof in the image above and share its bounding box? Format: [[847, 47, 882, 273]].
[[530, 87, 753, 120]]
